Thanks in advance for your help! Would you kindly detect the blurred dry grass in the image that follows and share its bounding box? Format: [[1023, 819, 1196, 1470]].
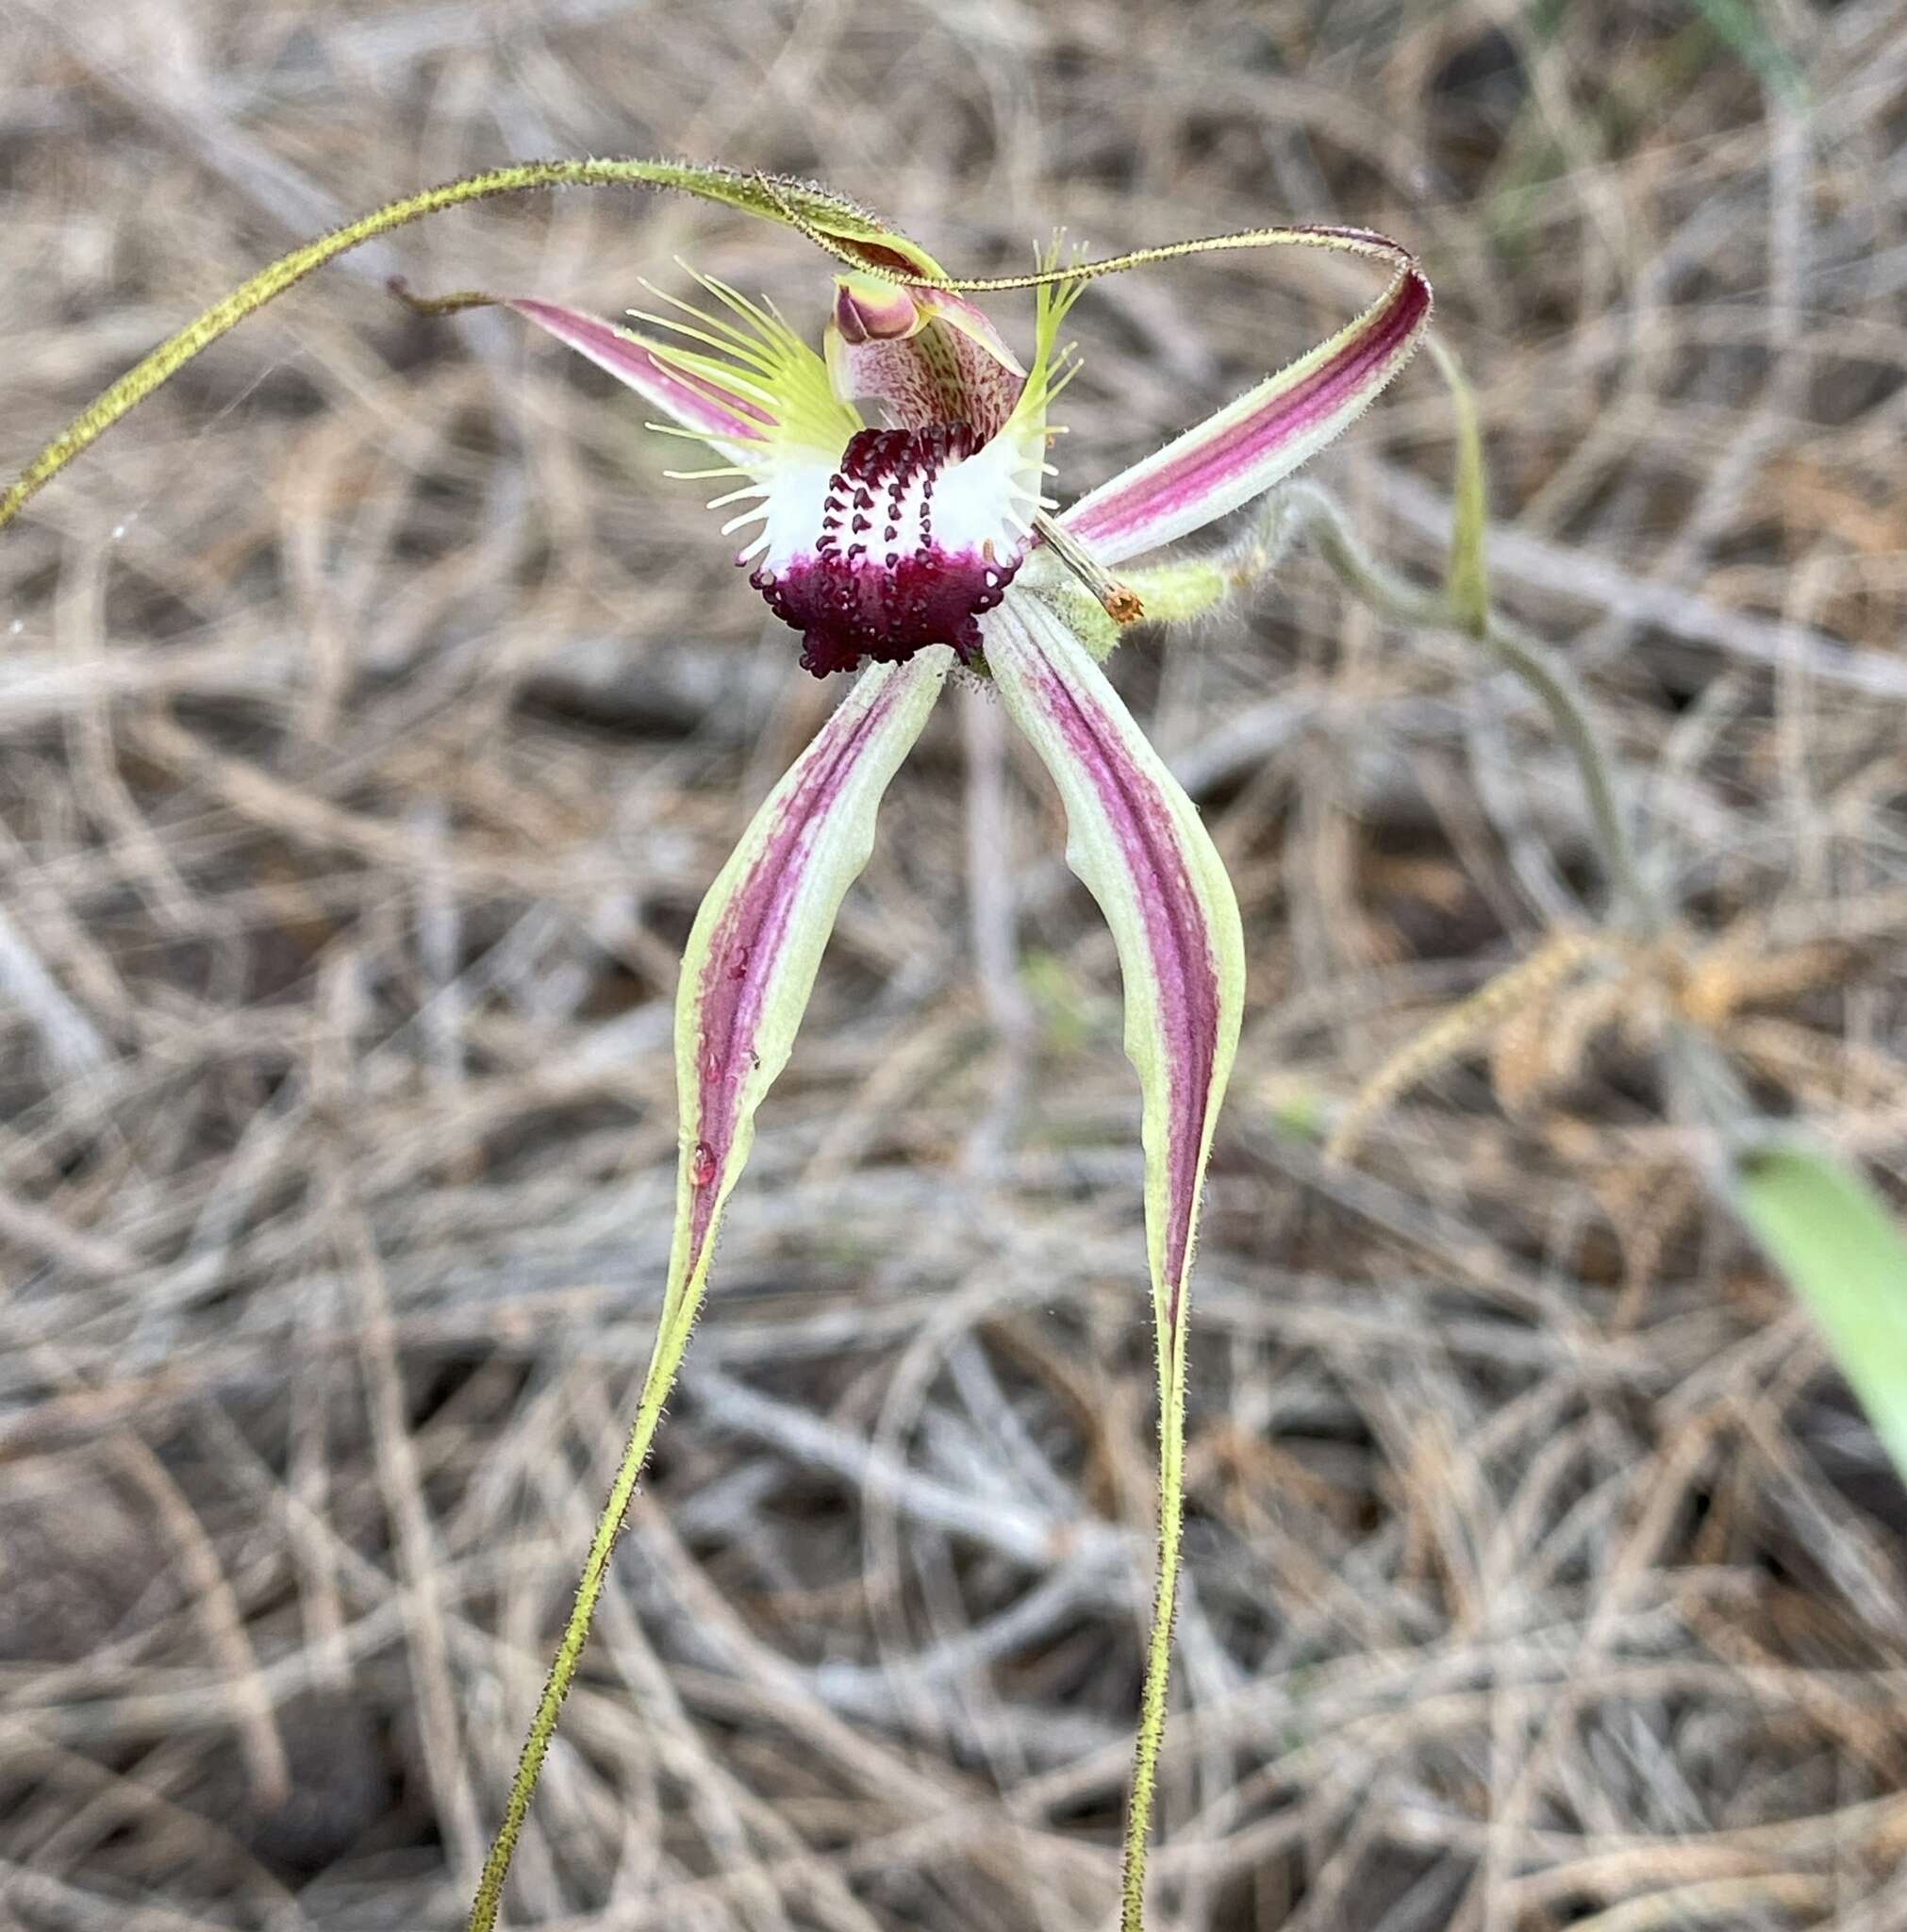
[[4, 1, 1907, 1927]]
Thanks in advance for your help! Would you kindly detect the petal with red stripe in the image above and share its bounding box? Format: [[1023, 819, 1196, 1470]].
[[984, 592, 1242, 1354], [661, 651, 949, 1353], [982, 591, 1244, 1927], [1061, 244, 1430, 566]]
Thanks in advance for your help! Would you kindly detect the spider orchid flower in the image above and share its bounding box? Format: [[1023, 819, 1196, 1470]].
[[497, 228, 1426, 1498], [0, 160, 1428, 1932]]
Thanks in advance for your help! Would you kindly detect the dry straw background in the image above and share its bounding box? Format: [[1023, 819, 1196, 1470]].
[[5, 1, 1907, 1927]]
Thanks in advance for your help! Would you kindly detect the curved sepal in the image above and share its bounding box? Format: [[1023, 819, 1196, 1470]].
[[0, 158, 941, 534], [669, 651, 949, 1313], [982, 593, 1243, 1931], [1061, 260, 1431, 565], [985, 596, 1242, 1325]]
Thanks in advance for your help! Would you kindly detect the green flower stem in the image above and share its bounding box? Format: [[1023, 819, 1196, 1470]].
[[1423, 337, 1491, 640], [1277, 397, 1907, 1508], [1121, 1306, 1190, 1932], [1270, 480, 1658, 932], [467, 1287, 703, 1932]]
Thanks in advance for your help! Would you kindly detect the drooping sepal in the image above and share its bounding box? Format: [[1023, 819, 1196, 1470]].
[[1061, 254, 1431, 565], [984, 596, 1242, 1337], [982, 593, 1243, 1931], [668, 651, 950, 1307], [458, 648, 946, 1932]]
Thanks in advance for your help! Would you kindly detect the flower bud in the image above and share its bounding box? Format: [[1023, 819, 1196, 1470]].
[[831, 274, 920, 344]]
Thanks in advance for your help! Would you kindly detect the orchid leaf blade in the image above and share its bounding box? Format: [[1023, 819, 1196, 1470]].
[[982, 595, 1243, 1931], [467, 650, 947, 1932], [1733, 1141, 1907, 1482]]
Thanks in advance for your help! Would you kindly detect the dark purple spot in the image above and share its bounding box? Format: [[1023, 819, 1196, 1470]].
[[749, 424, 1022, 677]]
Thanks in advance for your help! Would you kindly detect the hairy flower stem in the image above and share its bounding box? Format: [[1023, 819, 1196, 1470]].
[[467, 1292, 703, 1932], [1122, 1322, 1190, 1932]]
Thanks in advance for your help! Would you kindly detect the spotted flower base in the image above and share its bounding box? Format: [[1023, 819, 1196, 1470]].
[[750, 425, 1019, 675]]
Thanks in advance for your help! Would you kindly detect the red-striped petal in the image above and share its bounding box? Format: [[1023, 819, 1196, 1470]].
[[1062, 255, 1430, 566], [669, 651, 950, 1302], [983, 594, 1242, 1336]]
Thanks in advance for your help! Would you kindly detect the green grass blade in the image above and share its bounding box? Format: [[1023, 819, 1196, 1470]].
[[1733, 1143, 1907, 1479]]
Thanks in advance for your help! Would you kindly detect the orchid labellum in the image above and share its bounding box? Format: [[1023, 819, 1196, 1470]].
[[0, 159, 1429, 1932]]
